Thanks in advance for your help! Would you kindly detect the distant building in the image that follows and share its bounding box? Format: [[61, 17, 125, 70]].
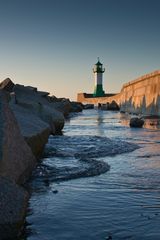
[[93, 58, 105, 97]]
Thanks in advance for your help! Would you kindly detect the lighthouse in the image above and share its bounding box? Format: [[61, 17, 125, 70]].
[[93, 58, 105, 97]]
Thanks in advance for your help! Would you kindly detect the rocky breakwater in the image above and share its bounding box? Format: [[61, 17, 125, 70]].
[[0, 90, 35, 239], [0, 78, 81, 239]]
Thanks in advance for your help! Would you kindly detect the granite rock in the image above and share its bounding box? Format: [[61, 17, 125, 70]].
[[0, 177, 29, 240], [0, 78, 14, 92], [0, 90, 37, 184], [130, 117, 144, 128], [13, 84, 65, 133]]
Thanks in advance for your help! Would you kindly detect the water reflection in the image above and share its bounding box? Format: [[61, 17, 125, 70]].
[[144, 119, 160, 130], [96, 110, 105, 135], [96, 110, 104, 125]]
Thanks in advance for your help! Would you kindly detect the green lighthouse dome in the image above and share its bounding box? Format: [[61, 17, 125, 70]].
[[95, 58, 102, 66], [93, 58, 105, 73]]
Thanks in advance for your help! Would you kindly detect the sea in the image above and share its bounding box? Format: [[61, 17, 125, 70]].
[[24, 109, 160, 240]]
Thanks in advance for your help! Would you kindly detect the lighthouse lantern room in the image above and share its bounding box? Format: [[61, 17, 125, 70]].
[[93, 58, 105, 97]]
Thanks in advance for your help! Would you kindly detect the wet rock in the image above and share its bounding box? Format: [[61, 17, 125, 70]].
[[105, 235, 112, 240], [130, 117, 144, 128], [0, 78, 14, 92], [52, 190, 58, 194]]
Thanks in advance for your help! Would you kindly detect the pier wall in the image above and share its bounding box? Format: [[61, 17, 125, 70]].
[[77, 70, 160, 116]]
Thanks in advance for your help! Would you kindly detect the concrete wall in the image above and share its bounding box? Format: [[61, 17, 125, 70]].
[[77, 93, 117, 104], [77, 70, 160, 116]]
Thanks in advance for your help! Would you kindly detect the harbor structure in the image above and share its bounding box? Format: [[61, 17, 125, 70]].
[[93, 58, 105, 97]]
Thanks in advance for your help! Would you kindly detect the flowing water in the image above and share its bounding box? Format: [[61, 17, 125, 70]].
[[25, 109, 160, 240]]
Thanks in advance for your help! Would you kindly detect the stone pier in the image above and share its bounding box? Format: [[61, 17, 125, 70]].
[[77, 70, 160, 116]]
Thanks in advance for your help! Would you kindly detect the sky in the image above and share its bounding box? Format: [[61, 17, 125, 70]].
[[0, 0, 160, 100]]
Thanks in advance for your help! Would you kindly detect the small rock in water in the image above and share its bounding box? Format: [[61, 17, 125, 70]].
[[130, 117, 144, 128], [52, 190, 58, 194], [83, 104, 94, 109], [105, 235, 112, 240]]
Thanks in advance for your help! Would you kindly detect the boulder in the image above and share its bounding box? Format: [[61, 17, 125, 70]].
[[70, 101, 83, 112], [100, 101, 120, 111], [0, 80, 71, 239], [83, 104, 94, 109], [0, 90, 38, 238], [108, 100, 120, 110], [13, 84, 65, 133], [0, 90, 37, 184], [0, 177, 29, 240], [53, 99, 73, 116], [0, 78, 14, 92], [130, 117, 144, 128], [53, 99, 85, 115], [10, 103, 51, 158]]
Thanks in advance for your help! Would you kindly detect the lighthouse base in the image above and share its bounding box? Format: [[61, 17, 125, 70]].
[[93, 84, 105, 97]]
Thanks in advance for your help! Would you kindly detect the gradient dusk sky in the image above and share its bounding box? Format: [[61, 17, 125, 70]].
[[0, 0, 160, 100]]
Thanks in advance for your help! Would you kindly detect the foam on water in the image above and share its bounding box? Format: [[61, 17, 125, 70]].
[[30, 135, 138, 191]]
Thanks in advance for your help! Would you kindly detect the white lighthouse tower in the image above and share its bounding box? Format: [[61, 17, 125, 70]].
[[93, 58, 105, 97]]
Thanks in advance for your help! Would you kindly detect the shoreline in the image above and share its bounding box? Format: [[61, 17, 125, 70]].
[[24, 109, 160, 240], [0, 79, 83, 239], [0, 77, 159, 239]]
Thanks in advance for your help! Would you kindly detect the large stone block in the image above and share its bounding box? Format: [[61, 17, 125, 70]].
[[10, 103, 51, 158], [0, 90, 37, 184], [0, 90, 38, 239], [0, 78, 14, 92], [13, 84, 65, 133]]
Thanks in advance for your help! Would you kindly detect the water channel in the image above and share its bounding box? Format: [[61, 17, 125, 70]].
[[25, 109, 160, 240]]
